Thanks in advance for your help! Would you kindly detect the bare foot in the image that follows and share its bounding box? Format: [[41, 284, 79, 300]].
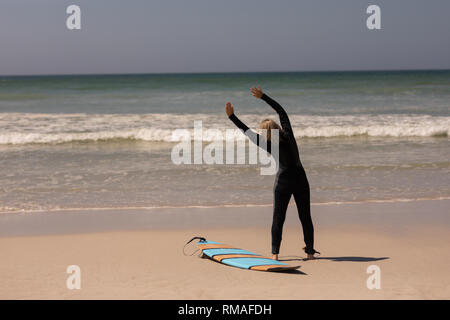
[[305, 254, 315, 260], [272, 254, 278, 261]]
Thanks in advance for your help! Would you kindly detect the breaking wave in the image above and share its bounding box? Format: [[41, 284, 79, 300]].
[[0, 113, 448, 145]]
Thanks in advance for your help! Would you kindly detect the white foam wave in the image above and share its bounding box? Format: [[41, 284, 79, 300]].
[[0, 113, 448, 144]]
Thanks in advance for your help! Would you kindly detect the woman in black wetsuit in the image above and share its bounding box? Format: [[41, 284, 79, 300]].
[[225, 86, 319, 261]]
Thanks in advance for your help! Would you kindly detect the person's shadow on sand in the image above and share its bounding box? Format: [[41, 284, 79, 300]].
[[279, 256, 390, 262]]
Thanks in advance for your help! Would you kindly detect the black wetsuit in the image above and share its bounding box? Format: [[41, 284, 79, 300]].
[[228, 93, 315, 255]]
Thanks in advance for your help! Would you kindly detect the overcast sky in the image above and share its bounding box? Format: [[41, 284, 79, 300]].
[[1, 0, 449, 75]]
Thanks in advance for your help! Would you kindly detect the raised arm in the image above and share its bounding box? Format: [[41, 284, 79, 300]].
[[225, 102, 270, 153], [251, 86, 293, 134]]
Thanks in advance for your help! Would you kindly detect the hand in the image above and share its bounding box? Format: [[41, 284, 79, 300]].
[[225, 102, 234, 117], [250, 86, 263, 99]]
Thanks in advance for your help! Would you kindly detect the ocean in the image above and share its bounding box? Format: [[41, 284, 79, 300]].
[[0, 71, 449, 213]]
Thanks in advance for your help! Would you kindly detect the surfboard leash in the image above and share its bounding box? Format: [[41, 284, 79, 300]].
[[182, 236, 206, 256], [303, 247, 321, 256]]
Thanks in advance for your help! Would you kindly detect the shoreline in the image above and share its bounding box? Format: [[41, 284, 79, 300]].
[[0, 199, 449, 237], [1, 196, 449, 216]]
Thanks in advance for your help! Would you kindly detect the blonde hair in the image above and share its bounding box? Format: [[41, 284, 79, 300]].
[[258, 118, 280, 141]]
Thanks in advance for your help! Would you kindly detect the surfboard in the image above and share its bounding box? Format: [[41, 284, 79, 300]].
[[197, 240, 300, 272]]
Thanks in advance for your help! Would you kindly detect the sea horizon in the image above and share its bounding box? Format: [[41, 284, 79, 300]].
[[2, 68, 450, 78]]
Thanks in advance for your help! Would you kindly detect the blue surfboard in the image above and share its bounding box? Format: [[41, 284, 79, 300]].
[[197, 240, 300, 272]]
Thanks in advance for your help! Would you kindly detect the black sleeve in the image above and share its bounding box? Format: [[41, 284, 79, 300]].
[[261, 93, 293, 134], [228, 113, 249, 132], [228, 113, 271, 153]]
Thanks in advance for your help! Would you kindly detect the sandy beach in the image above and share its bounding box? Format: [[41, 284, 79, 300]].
[[1, 0, 449, 305], [0, 199, 449, 300]]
